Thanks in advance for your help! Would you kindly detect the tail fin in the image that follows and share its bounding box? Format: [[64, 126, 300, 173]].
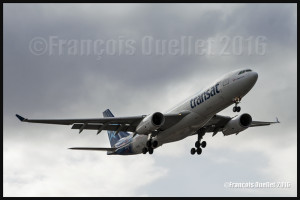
[[103, 109, 130, 147]]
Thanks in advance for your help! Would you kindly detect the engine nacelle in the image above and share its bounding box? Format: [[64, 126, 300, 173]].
[[135, 112, 165, 135], [222, 113, 252, 136]]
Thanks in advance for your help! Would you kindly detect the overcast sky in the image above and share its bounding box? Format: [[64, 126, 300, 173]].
[[3, 3, 297, 197]]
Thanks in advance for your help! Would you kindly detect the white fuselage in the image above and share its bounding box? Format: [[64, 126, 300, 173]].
[[120, 69, 258, 154]]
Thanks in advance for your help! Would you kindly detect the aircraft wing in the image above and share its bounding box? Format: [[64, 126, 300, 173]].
[[16, 114, 145, 133], [199, 115, 280, 136], [16, 114, 144, 125], [250, 117, 280, 127], [16, 111, 190, 134]]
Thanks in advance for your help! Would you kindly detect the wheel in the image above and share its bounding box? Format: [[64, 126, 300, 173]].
[[146, 140, 152, 148], [196, 148, 202, 155], [142, 147, 147, 154], [201, 141, 207, 148], [191, 148, 196, 155], [195, 141, 200, 148], [148, 148, 153, 154], [233, 106, 236, 112], [237, 106, 241, 112], [152, 140, 158, 148]]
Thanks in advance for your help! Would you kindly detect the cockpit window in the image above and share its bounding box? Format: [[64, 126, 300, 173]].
[[238, 70, 245, 75], [238, 69, 252, 75]]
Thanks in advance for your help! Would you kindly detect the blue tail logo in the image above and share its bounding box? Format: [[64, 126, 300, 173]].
[[103, 109, 130, 147]]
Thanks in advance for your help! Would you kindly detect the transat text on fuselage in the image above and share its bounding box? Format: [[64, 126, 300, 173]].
[[190, 83, 220, 109]]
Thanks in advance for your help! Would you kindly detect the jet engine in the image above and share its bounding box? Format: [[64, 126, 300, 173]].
[[135, 112, 165, 135], [222, 113, 252, 136]]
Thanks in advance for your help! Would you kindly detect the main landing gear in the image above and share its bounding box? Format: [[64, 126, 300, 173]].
[[191, 128, 206, 155], [233, 97, 241, 112], [143, 134, 158, 155]]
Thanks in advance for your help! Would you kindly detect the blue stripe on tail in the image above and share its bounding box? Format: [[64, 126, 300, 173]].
[[103, 109, 130, 147]]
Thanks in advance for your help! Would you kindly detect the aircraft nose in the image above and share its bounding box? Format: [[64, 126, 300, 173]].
[[248, 71, 258, 85], [252, 72, 258, 81]]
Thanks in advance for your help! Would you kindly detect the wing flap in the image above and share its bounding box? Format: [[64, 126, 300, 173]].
[[71, 123, 136, 132], [69, 147, 117, 151]]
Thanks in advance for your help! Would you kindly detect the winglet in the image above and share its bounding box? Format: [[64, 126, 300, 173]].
[[276, 117, 280, 123], [16, 114, 26, 122]]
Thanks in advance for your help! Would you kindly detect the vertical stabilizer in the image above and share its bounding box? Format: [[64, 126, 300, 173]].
[[103, 109, 130, 147]]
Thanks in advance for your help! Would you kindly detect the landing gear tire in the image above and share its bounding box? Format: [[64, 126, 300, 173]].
[[233, 106, 241, 112], [152, 140, 158, 148], [191, 148, 196, 155], [196, 148, 202, 155], [191, 129, 206, 155], [148, 148, 153, 154], [142, 147, 147, 154], [146, 140, 152, 148]]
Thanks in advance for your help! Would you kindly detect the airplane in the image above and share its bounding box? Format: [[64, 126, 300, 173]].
[[16, 68, 280, 155]]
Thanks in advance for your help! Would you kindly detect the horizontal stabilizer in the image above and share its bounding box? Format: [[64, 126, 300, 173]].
[[69, 147, 116, 151]]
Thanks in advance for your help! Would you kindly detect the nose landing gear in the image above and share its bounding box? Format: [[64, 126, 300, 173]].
[[191, 128, 206, 155], [233, 97, 241, 112]]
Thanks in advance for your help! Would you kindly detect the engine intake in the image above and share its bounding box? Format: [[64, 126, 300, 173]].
[[222, 113, 252, 136], [239, 113, 252, 127], [135, 112, 165, 135], [152, 112, 164, 126]]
